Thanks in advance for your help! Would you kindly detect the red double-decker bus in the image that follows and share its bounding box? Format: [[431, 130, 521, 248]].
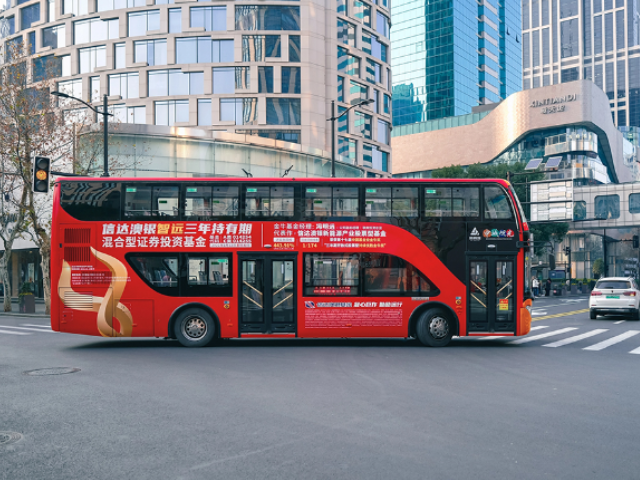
[[51, 177, 532, 347]]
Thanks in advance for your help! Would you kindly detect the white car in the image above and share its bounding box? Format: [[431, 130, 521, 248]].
[[589, 277, 640, 320]]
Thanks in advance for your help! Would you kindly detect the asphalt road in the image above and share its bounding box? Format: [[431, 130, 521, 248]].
[[2, 296, 640, 480]]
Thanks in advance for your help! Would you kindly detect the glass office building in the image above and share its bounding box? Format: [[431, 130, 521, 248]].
[[522, 0, 640, 128], [391, 0, 522, 126], [0, 0, 392, 176]]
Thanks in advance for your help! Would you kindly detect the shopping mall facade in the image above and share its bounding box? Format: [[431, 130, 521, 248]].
[[391, 80, 640, 283]]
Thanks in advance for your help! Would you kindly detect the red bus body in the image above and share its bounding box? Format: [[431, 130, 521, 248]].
[[51, 177, 532, 346]]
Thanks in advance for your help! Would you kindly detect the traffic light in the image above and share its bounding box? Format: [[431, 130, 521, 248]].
[[634, 235, 639, 249], [32, 156, 51, 194], [549, 254, 556, 270], [564, 246, 571, 255]]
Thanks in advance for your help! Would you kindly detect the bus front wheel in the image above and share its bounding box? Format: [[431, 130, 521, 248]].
[[174, 308, 216, 347], [416, 308, 454, 347]]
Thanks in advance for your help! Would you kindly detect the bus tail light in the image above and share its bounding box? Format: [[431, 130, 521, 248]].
[[591, 291, 602, 296], [624, 291, 636, 297]]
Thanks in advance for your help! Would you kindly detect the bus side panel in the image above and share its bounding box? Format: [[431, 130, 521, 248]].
[[50, 183, 61, 332], [297, 224, 467, 339]]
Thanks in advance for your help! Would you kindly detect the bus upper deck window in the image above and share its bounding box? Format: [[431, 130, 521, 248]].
[[212, 186, 239, 217], [305, 187, 332, 217], [452, 187, 479, 217], [245, 186, 270, 217], [484, 186, 513, 220], [185, 186, 213, 218], [124, 186, 152, 218], [270, 186, 294, 217], [424, 187, 451, 217], [154, 186, 179, 217], [365, 187, 391, 217], [392, 187, 418, 218], [333, 187, 358, 217]]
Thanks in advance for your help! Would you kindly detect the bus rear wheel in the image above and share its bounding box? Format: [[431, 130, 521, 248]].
[[174, 308, 216, 347], [416, 308, 454, 347]]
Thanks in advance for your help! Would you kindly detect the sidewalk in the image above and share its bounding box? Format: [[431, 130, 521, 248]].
[[0, 299, 48, 318]]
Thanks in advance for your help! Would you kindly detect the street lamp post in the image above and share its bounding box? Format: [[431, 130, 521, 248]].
[[327, 98, 374, 178], [50, 91, 113, 177]]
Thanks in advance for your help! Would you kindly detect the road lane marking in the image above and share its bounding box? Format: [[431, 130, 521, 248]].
[[628, 346, 640, 355], [0, 328, 30, 336], [583, 331, 640, 351], [508, 327, 578, 344], [474, 325, 549, 340], [614, 320, 626, 325], [532, 311, 548, 316], [543, 329, 608, 348], [0, 325, 57, 333], [533, 309, 589, 321], [21, 324, 52, 329]]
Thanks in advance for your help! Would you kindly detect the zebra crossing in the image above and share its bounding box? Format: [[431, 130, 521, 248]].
[[0, 324, 56, 336], [460, 325, 640, 354]]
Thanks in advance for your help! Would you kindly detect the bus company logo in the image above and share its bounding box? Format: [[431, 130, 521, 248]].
[[482, 229, 492, 238], [304, 301, 316, 309], [469, 227, 481, 242], [491, 229, 500, 238], [498, 230, 507, 238], [506, 229, 515, 238]]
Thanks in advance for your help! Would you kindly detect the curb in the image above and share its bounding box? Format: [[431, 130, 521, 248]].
[[0, 313, 49, 318]]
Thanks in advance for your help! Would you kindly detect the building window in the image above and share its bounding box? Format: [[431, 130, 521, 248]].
[[98, 0, 144, 12], [32, 55, 62, 82], [63, 0, 88, 16], [561, 67, 579, 82], [235, 6, 300, 31], [114, 43, 125, 69], [42, 24, 65, 49], [337, 0, 347, 15], [128, 10, 160, 37], [74, 18, 118, 44], [220, 98, 258, 125], [281, 67, 300, 94], [365, 59, 381, 84], [372, 146, 388, 171], [241, 35, 280, 61], [190, 6, 226, 31], [350, 80, 367, 105], [353, 111, 372, 138], [595, 195, 620, 219], [338, 19, 356, 47], [266, 98, 301, 125], [134, 39, 167, 66], [560, 18, 578, 58], [371, 36, 387, 63], [90, 76, 100, 103], [58, 78, 82, 101], [28, 31, 35, 55], [258, 66, 273, 93], [212, 67, 234, 94], [337, 106, 348, 133], [111, 104, 145, 124], [338, 47, 360, 77], [337, 76, 344, 102], [383, 94, 390, 115], [629, 195, 640, 214], [169, 8, 181, 33], [377, 119, 389, 144], [338, 136, 356, 163], [148, 70, 203, 96], [237, 129, 300, 144], [155, 100, 189, 126], [109, 72, 139, 99], [353, 1, 371, 27], [79, 45, 106, 74], [288, 35, 300, 62], [61, 55, 71, 76], [574, 200, 587, 220], [0, 16, 15, 37], [376, 12, 389, 38], [197, 98, 211, 126], [21, 3, 40, 30], [176, 37, 234, 63]]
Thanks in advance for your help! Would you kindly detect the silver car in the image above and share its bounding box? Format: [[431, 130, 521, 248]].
[[589, 277, 640, 320]]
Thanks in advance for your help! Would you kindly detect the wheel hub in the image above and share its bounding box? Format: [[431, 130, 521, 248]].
[[429, 316, 449, 339], [184, 316, 207, 339]]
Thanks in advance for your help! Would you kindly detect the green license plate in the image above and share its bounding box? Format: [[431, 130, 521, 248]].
[[606, 295, 620, 299]]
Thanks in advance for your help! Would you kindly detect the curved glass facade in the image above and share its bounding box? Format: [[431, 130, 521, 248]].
[[0, 0, 391, 176]]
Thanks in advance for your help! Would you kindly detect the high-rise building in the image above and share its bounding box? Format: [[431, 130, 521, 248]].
[[391, 0, 522, 127], [0, 0, 392, 176], [521, 0, 640, 128]]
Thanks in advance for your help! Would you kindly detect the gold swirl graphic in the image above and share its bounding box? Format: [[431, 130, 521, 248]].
[[58, 248, 133, 337]]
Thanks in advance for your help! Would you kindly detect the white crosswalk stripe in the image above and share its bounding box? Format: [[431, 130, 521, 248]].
[[0, 328, 30, 335], [543, 329, 608, 348], [474, 325, 548, 340], [508, 327, 578, 345], [0, 325, 57, 333], [583, 330, 640, 351], [21, 324, 52, 329]]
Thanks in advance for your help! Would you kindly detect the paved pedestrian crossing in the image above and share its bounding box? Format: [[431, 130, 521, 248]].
[[0, 324, 55, 336], [460, 325, 640, 354]]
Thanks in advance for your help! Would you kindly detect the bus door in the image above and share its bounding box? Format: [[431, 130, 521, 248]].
[[467, 256, 516, 333], [239, 254, 296, 334]]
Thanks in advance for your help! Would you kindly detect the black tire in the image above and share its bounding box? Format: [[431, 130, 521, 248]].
[[173, 308, 216, 347], [590, 309, 597, 320], [416, 308, 454, 347]]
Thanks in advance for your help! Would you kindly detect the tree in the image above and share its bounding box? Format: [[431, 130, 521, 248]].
[[0, 41, 88, 312], [592, 258, 604, 278]]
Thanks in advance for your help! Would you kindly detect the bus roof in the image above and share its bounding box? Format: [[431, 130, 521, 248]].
[[55, 177, 511, 188]]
